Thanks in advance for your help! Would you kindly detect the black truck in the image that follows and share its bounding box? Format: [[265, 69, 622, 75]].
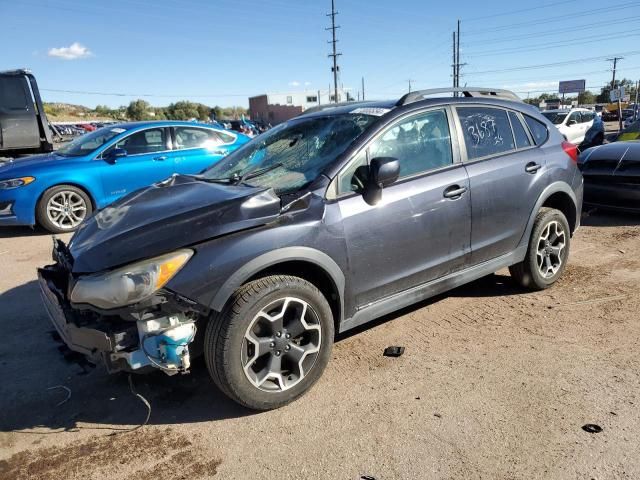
[[0, 69, 54, 158]]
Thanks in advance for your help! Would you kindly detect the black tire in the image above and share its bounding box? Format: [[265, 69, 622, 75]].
[[509, 207, 571, 290], [36, 184, 92, 233], [204, 275, 335, 410]]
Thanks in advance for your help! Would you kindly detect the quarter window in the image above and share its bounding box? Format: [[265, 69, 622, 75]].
[[458, 107, 515, 160], [113, 128, 167, 155], [523, 115, 549, 145], [175, 127, 226, 149], [508, 111, 532, 149]]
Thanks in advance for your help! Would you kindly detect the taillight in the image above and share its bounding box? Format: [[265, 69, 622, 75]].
[[561, 141, 578, 163]]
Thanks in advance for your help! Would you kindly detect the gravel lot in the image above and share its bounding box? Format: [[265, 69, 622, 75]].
[[1, 209, 640, 480]]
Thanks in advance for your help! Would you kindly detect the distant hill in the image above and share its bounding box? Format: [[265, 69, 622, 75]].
[[43, 102, 118, 122]]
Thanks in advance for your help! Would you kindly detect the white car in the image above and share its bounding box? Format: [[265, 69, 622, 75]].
[[541, 108, 595, 145]]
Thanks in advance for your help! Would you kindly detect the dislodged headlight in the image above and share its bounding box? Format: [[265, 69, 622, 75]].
[[70, 249, 193, 309], [0, 177, 35, 189]]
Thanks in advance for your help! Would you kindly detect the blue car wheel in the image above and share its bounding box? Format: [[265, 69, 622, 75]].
[[36, 184, 93, 233]]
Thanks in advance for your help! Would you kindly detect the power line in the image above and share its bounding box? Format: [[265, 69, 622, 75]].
[[40, 88, 252, 98], [326, 0, 342, 104], [462, 0, 581, 22], [466, 50, 640, 76]]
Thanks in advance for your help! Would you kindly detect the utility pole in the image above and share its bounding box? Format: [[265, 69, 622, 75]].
[[634, 80, 639, 122], [361, 76, 365, 101], [456, 19, 461, 91], [608, 56, 623, 89], [452, 31, 457, 92], [326, 0, 341, 104]]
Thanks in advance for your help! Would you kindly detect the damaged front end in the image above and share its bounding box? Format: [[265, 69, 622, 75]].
[[38, 239, 206, 375]]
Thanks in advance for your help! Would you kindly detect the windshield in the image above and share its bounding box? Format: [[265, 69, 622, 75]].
[[57, 127, 127, 157], [203, 113, 378, 193], [541, 112, 568, 125]]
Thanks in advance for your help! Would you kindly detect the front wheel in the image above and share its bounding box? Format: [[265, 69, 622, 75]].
[[204, 275, 334, 410], [509, 207, 571, 290], [36, 185, 92, 233]]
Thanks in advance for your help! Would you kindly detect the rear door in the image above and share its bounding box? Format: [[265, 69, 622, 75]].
[[334, 107, 472, 307], [0, 75, 39, 150], [171, 126, 237, 174], [564, 111, 583, 144], [98, 127, 173, 205], [456, 106, 549, 264]]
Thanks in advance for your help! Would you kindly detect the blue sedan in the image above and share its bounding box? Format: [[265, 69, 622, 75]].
[[0, 121, 249, 232]]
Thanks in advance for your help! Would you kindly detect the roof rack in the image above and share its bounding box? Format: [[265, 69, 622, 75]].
[[397, 87, 522, 106], [300, 101, 370, 116]]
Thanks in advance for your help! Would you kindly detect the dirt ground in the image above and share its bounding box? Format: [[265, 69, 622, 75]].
[[1, 209, 640, 480]]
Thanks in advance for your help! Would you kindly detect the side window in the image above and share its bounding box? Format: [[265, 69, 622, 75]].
[[114, 128, 167, 155], [523, 115, 549, 145], [567, 112, 581, 125], [175, 127, 223, 149], [337, 150, 368, 194], [458, 107, 515, 160], [581, 112, 594, 123], [508, 111, 531, 149], [369, 109, 453, 179]]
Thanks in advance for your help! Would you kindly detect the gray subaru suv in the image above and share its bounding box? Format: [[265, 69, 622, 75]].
[[39, 88, 583, 410]]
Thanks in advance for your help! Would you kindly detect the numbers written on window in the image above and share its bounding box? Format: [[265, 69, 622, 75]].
[[338, 109, 453, 194], [174, 127, 231, 150], [458, 107, 515, 160]]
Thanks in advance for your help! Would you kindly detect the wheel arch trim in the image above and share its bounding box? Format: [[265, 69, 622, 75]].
[[209, 247, 345, 320]]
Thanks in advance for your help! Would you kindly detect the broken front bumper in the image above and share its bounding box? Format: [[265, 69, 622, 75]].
[[38, 265, 199, 375], [38, 267, 114, 362]]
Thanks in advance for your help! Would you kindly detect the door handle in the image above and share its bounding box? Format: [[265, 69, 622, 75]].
[[525, 162, 541, 174], [153, 155, 167, 161], [443, 185, 467, 199]]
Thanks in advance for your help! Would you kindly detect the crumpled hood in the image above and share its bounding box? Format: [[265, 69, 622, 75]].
[[579, 142, 640, 175], [68, 175, 281, 273]]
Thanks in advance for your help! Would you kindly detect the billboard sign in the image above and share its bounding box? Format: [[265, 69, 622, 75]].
[[559, 79, 586, 94]]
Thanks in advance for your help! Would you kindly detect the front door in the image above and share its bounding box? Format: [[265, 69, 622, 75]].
[[335, 108, 472, 308], [98, 127, 173, 205]]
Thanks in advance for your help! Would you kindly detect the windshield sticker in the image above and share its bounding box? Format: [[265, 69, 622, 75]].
[[350, 107, 390, 116], [110, 128, 126, 134]]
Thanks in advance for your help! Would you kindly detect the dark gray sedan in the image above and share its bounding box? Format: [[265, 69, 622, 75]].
[[578, 141, 640, 211]]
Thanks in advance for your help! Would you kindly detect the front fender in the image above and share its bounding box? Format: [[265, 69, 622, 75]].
[[209, 246, 345, 316]]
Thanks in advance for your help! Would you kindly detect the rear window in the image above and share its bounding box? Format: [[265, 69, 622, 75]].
[[0, 76, 29, 110], [523, 115, 549, 145], [457, 107, 515, 160]]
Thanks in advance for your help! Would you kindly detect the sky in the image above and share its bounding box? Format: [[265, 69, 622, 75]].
[[1, 0, 639, 108]]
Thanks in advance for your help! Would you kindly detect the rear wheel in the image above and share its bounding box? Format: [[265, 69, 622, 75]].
[[204, 275, 334, 410], [509, 207, 571, 290], [37, 185, 92, 233]]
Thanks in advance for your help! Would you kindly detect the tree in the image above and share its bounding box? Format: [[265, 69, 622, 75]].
[[126, 99, 152, 120]]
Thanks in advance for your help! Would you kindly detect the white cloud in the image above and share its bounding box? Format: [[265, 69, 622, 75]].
[[48, 42, 92, 60], [288, 81, 301, 87]]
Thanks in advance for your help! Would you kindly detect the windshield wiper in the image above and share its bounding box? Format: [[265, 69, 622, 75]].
[[236, 162, 283, 184]]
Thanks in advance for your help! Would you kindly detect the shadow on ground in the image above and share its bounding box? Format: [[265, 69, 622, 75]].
[[581, 209, 640, 227]]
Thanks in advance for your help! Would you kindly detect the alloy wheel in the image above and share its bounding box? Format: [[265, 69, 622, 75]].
[[536, 220, 566, 278], [46, 191, 88, 229], [241, 297, 322, 392]]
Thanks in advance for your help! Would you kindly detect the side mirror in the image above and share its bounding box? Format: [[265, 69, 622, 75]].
[[105, 147, 127, 163], [370, 157, 400, 188], [362, 157, 400, 206]]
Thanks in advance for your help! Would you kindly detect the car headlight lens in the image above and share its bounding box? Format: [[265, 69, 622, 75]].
[[0, 177, 35, 189], [70, 249, 193, 309]]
